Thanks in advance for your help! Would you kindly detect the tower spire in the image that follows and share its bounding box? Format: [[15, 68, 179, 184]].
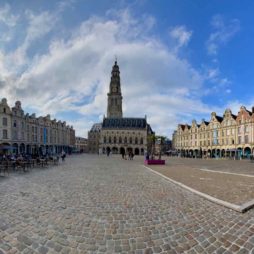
[[107, 60, 123, 118]]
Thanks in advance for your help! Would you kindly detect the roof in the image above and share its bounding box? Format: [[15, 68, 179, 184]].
[[90, 123, 102, 132], [102, 117, 147, 129], [215, 115, 223, 122], [232, 114, 237, 120]]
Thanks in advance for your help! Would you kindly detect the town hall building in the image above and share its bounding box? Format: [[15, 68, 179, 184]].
[[88, 60, 153, 155]]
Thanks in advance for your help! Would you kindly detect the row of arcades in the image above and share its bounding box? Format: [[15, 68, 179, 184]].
[[0, 142, 74, 155], [102, 146, 145, 155], [177, 147, 253, 159]]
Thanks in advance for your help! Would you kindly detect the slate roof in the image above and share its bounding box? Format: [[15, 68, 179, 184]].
[[102, 117, 147, 129], [90, 123, 102, 132], [215, 115, 223, 122]]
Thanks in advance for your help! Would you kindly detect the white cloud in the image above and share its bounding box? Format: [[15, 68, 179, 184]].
[[0, 4, 19, 27], [0, 7, 221, 137], [206, 15, 240, 55], [169, 25, 192, 50]]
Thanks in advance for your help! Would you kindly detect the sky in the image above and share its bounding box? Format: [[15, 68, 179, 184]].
[[0, 0, 254, 138]]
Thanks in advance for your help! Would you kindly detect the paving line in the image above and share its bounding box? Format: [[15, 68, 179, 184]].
[[143, 165, 254, 213], [199, 168, 254, 178]]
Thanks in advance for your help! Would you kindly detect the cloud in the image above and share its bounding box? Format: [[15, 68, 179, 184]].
[[0, 4, 19, 27], [206, 15, 240, 55], [1, 6, 220, 137], [169, 25, 192, 50]]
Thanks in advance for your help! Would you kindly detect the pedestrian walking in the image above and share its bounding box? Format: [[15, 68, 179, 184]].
[[61, 151, 66, 162]]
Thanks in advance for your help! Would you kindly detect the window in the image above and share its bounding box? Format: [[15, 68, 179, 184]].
[[140, 137, 143, 145], [109, 137, 111, 143], [135, 137, 138, 144], [129, 137, 132, 144], [245, 135, 249, 143], [119, 137, 122, 143], [238, 127, 241, 134], [3, 108, 6, 113], [13, 120, 17, 127], [114, 136, 116, 143], [104, 137, 106, 143], [238, 136, 241, 144], [124, 137, 127, 143], [2, 117, 7, 126], [245, 125, 249, 133], [3, 129, 7, 139]]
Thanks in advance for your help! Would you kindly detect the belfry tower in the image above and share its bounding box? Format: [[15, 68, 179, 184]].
[[107, 60, 123, 118]]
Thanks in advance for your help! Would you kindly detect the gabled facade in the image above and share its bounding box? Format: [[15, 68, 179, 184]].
[[172, 106, 254, 158]]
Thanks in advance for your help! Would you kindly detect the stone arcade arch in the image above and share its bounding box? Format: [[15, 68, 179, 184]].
[[134, 148, 140, 155], [106, 147, 111, 154], [112, 147, 118, 154], [120, 147, 125, 155], [127, 147, 133, 154], [244, 147, 251, 158]]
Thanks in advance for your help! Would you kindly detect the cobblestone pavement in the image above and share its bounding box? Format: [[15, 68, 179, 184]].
[[148, 160, 254, 205], [162, 157, 254, 176], [0, 154, 254, 254]]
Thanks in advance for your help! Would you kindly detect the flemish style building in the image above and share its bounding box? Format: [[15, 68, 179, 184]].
[[0, 98, 75, 155], [172, 106, 254, 158], [88, 60, 154, 155]]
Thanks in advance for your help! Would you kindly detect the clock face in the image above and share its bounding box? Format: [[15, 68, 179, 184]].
[[113, 86, 117, 92]]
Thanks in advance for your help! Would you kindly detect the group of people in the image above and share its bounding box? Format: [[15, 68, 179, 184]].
[[0, 150, 67, 163], [121, 151, 134, 160]]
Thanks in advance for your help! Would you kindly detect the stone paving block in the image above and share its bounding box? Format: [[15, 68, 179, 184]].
[[1, 155, 254, 253]]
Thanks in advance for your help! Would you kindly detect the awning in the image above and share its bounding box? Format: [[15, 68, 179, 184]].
[[0, 145, 17, 150]]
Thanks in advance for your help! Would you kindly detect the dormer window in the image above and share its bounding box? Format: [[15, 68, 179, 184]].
[[3, 108, 6, 113]]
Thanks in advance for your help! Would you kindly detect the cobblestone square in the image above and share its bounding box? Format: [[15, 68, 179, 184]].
[[148, 157, 254, 205], [1, 155, 254, 253]]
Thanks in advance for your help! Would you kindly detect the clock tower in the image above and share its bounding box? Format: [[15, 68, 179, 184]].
[[107, 60, 123, 118]]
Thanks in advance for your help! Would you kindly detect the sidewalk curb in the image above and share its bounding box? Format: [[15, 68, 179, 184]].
[[143, 165, 254, 213]]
